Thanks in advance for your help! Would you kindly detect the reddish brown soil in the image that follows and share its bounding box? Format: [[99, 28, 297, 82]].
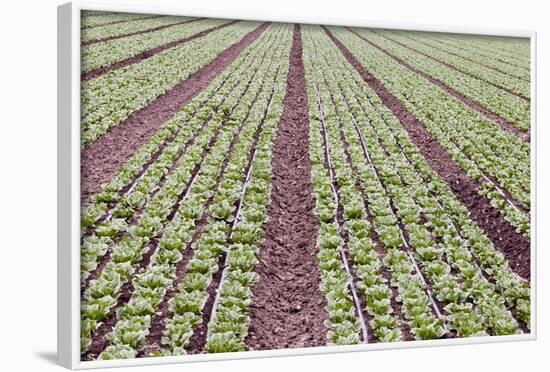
[[81, 20, 239, 81], [138, 205, 213, 357], [372, 30, 530, 102], [81, 15, 162, 30], [82, 18, 203, 46], [81, 22, 271, 207], [324, 27, 530, 281], [185, 253, 226, 354], [245, 24, 329, 351], [347, 28, 530, 143]]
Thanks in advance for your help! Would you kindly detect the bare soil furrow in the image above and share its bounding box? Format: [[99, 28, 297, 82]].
[[81, 22, 271, 206], [326, 27, 531, 281], [246, 25, 329, 351]]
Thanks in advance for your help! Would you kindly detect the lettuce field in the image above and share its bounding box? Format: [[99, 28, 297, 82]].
[[79, 11, 532, 361]]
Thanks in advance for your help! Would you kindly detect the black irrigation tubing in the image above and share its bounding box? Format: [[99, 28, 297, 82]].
[[309, 39, 416, 339], [312, 57, 385, 343], [315, 44, 410, 338], [310, 69, 370, 344], [314, 47, 455, 337], [348, 98, 446, 323], [439, 128, 529, 215], [81, 31, 273, 238], [188, 46, 288, 353], [91, 35, 269, 228], [82, 36, 267, 236], [318, 31, 449, 324], [442, 123, 530, 211], [332, 74, 452, 323], [370, 29, 530, 102], [82, 108, 229, 359], [386, 133, 529, 330]]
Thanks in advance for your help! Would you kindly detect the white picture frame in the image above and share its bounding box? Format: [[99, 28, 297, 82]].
[[58, 1, 537, 369]]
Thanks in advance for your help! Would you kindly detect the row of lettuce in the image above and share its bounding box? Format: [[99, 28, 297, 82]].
[[434, 32, 530, 69], [81, 15, 195, 44], [352, 29, 530, 131], [373, 30, 530, 100], [81, 17, 222, 72], [301, 25, 529, 344], [81, 20, 261, 146], [80, 15, 531, 242], [333, 27, 530, 238]]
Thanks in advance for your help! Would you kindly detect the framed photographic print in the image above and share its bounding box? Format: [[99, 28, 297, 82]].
[[57, 1, 536, 369]]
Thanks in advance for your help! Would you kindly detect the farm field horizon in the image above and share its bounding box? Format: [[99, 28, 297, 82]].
[[79, 10, 532, 361]]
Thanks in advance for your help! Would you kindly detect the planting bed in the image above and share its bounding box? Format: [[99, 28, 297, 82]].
[[79, 11, 533, 361]]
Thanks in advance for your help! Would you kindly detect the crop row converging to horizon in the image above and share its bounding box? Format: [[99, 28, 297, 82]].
[[79, 11, 532, 361]]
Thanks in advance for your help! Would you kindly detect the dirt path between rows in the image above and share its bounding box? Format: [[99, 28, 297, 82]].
[[81, 22, 271, 206], [81, 20, 239, 81], [82, 18, 203, 46], [347, 28, 530, 143], [245, 24, 328, 351], [325, 26, 530, 281]]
